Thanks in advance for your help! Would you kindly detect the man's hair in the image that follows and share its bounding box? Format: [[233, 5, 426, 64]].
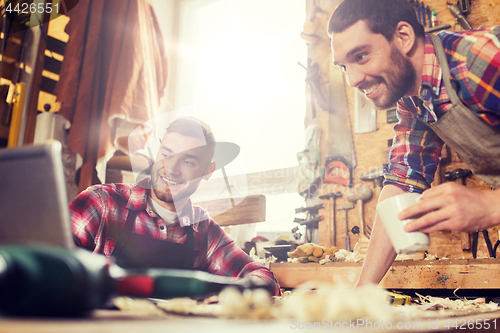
[[166, 116, 216, 161], [327, 0, 425, 41]]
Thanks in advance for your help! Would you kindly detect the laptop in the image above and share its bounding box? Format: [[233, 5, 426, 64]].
[[0, 141, 73, 248]]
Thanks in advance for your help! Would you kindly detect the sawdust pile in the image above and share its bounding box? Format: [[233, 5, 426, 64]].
[[410, 292, 499, 318], [113, 282, 397, 322]]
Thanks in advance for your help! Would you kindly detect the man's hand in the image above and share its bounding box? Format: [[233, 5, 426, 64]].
[[400, 182, 500, 233]]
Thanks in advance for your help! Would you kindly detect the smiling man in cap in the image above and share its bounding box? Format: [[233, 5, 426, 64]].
[[70, 116, 280, 295]]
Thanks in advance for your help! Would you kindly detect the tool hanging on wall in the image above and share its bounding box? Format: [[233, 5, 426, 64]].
[[447, 0, 472, 30], [472, 230, 494, 259], [326, 64, 357, 185], [359, 167, 385, 201], [297, 124, 322, 185], [347, 184, 373, 256], [319, 192, 342, 246], [324, 155, 353, 187], [444, 168, 472, 251], [294, 204, 324, 244], [337, 204, 354, 251], [409, 1, 440, 29], [298, 61, 329, 115]]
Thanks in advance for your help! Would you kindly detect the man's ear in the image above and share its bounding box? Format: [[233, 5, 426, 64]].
[[202, 162, 216, 180], [394, 21, 416, 55]]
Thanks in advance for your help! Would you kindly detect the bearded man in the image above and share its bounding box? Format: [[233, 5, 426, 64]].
[[70, 116, 281, 295], [328, 0, 500, 286]]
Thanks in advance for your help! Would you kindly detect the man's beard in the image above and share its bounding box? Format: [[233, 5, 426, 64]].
[[153, 187, 174, 203], [151, 173, 198, 206], [372, 46, 417, 109]]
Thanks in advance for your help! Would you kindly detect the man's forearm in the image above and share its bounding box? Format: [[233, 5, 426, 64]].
[[355, 184, 406, 286]]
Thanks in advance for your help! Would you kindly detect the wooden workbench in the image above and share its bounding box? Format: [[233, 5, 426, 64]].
[[2, 309, 500, 333], [271, 258, 500, 289]]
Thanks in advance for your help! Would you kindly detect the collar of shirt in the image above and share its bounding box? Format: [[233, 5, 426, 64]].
[[401, 34, 443, 124], [125, 178, 202, 232], [148, 196, 178, 226]]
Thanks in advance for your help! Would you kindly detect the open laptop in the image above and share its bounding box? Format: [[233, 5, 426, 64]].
[[0, 141, 73, 249]]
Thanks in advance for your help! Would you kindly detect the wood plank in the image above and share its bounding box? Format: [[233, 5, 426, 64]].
[[194, 194, 266, 226], [270, 258, 500, 289]]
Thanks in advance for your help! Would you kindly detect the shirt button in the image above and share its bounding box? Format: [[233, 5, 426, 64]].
[[160, 225, 165, 230]]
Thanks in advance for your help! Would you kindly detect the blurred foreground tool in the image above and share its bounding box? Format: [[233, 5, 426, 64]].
[[0, 245, 272, 316], [387, 291, 412, 306]]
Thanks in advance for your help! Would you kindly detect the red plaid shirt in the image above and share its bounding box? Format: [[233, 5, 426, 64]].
[[70, 180, 280, 295], [386, 27, 500, 193]]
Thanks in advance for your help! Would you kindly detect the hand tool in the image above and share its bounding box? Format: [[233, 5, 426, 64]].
[[320, 192, 342, 246], [295, 204, 324, 243], [347, 184, 373, 240], [425, 23, 452, 33], [387, 291, 412, 306], [299, 216, 324, 243], [326, 63, 356, 184], [444, 168, 472, 251], [458, 0, 471, 15], [420, 2, 426, 27], [347, 185, 373, 255], [297, 215, 324, 227], [447, 1, 472, 30], [297, 124, 322, 185], [324, 156, 353, 187], [0, 245, 274, 316], [416, 1, 422, 25], [359, 167, 385, 201], [365, 224, 372, 238], [472, 230, 495, 259], [493, 230, 500, 258], [337, 205, 354, 251], [295, 204, 324, 215], [298, 62, 329, 113]]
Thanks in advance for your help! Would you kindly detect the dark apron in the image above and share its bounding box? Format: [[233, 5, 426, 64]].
[[425, 33, 500, 189], [111, 210, 195, 270]]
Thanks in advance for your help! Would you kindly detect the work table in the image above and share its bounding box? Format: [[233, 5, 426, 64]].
[[2, 308, 500, 333], [270, 258, 500, 289]]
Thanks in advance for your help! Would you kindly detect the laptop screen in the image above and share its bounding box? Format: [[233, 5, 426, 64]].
[[0, 141, 73, 249]]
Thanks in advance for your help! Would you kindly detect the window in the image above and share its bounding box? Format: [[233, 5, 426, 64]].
[[175, 0, 307, 235]]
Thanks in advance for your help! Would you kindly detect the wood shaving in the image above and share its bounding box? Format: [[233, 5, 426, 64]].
[[334, 249, 362, 262], [155, 297, 221, 317], [276, 281, 396, 322], [218, 287, 274, 319], [112, 297, 167, 317], [249, 247, 277, 268], [406, 290, 500, 318]]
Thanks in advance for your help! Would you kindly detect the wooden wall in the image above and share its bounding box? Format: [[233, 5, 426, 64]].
[[312, 0, 500, 259]]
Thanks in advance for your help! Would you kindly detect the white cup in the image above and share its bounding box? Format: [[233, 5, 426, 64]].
[[376, 193, 430, 254]]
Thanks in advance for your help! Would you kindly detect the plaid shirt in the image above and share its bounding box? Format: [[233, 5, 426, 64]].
[[385, 27, 500, 192], [70, 180, 280, 295]]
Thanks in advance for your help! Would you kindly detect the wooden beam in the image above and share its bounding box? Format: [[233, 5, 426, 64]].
[[270, 258, 500, 289], [194, 194, 266, 226]]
